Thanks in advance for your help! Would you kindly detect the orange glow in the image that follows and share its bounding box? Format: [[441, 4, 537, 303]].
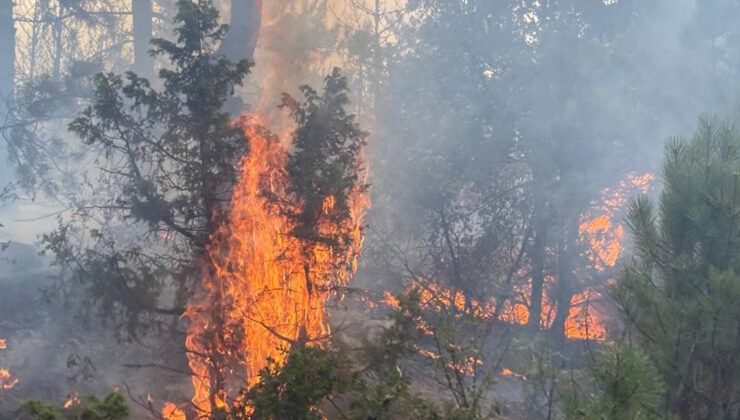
[[184, 115, 368, 415], [0, 338, 18, 391], [382, 291, 400, 310], [162, 402, 187, 420], [415, 345, 482, 376], [579, 172, 653, 271], [501, 368, 525, 380], [564, 288, 606, 341], [385, 172, 653, 345], [0, 369, 19, 390], [63, 393, 81, 408]]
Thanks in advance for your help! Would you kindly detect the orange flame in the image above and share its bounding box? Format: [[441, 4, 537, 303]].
[[386, 172, 653, 345], [0, 369, 19, 390], [184, 116, 368, 415], [63, 393, 81, 408], [501, 367, 525, 380], [0, 338, 18, 391], [163, 402, 187, 420], [579, 172, 653, 270]]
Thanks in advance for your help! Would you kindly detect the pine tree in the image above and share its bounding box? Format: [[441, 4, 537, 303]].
[[277, 68, 368, 341], [562, 343, 665, 420], [613, 117, 740, 418], [279, 68, 368, 256], [43, 0, 252, 337]]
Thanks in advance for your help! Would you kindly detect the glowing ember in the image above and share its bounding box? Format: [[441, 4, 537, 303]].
[[163, 402, 187, 420], [185, 116, 368, 415]]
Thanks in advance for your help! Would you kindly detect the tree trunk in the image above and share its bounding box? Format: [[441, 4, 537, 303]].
[[132, 0, 153, 79], [550, 244, 573, 343], [550, 221, 579, 342], [217, 0, 262, 62], [0, 0, 14, 107], [218, 0, 261, 115], [527, 212, 546, 331], [52, 11, 62, 81]]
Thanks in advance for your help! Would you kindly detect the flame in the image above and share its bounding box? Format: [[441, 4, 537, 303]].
[[0, 338, 18, 391], [563, 288, 606, 341], [385, 173, 653, 345], [0, 369, 19, 390], [163, 402, 187, 420], [579, 172, 653, 271], [63, 393, 81, 408], [184, 116, 368, 415], [501, 368, 526, 380]]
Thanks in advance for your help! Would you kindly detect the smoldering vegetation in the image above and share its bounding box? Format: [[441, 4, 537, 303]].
[[1, 1, 740, 419]]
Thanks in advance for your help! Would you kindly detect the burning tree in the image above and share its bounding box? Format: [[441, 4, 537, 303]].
[[185, 69, 369, 416], [279, 68, 369, 341], [43, 0, 252, 337]]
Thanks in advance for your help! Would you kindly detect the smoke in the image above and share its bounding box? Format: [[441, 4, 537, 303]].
[[4, 0, 740, 415]]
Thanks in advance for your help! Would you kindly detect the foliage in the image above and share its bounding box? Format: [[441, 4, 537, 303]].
[[20, 391, 130, 420], [232, 346, 357, 420], [562, 343, 664, 420], [2, 61, 101, 197], [279, 67, 368, 255], [612, 117, 740, 418], [230, 289, 492, 420], [515, 336, 566, 419], [348, 370, 442, 420], [349, 290, 443, 419], [42, 0, 252, 337]]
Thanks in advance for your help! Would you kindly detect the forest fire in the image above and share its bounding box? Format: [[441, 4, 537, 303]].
[[184, 115, 368, 416], [386, 172, 653, 344], [502, 172, 653, 340], [579, 173, 653, 270]]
